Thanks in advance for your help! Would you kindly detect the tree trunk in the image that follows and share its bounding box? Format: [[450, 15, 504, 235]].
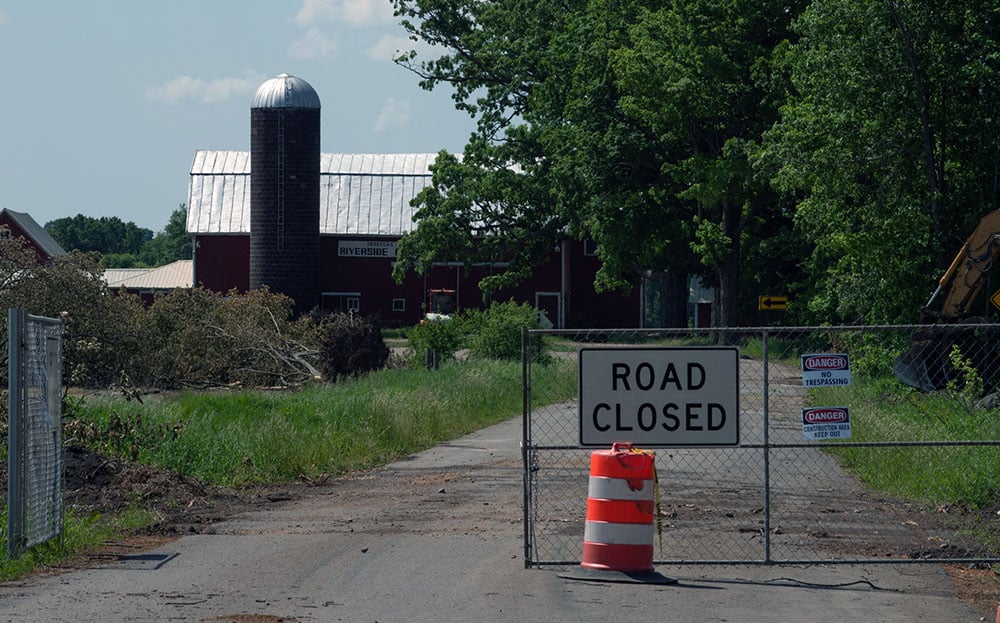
[[714, 202, 742, 330], [645, 271, 688, 327]]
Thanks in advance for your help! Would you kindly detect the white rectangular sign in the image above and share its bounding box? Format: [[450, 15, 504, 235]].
[[801, 353, 851, 387], [337, 240, 398, 258], [802, 406, 852, 440], [578, 347, 740, 447]]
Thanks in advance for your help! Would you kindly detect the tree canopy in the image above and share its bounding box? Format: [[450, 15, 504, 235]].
[[46, 205, 193, 268], [45, 214, 152, 256], [393, 0, 1000, 326], [759, 0, 1000, 323]]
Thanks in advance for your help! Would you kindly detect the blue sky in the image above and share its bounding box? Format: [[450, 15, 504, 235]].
[[0, 1, 475, 232]]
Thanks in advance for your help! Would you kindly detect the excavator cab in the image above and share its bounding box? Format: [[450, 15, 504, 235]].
[[893, 210, 1000, 391]]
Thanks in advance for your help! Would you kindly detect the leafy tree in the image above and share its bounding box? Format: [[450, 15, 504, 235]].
[[392, 0, 807, 327], [139, 205, 192, 266], [757, 0, 1000, 323], [608, 0, 808, 326], [0, 239, 147, 388], [45, 206, 192, 268], [45, 214, 152, 256]]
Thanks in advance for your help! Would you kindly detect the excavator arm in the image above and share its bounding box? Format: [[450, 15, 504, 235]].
[[921, 210, 1000, 322], [894, 210, 1000, 390]]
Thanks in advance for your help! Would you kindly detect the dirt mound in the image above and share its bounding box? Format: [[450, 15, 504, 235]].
[[3, 445, 299, 538]]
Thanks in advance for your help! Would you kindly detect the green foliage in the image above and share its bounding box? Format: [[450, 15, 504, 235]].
[[758, 0, 1000, 323], [464, 300, 550, 362], [45, 206, 192, 268], [393, 0, 808, 326], [316, 313, 390, 381], [63, 359, 577, 485], [813, 378, 1000, 509], [135, 206, 192, 267], [946, 344, 985, 411], [0, 505, 158, 581], [45, 214, 152, 255], [407, 316, 465, 365]]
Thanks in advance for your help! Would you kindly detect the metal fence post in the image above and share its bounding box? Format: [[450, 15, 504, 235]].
[[7, 308, 24, 559], [521, 325, 532, 568], [762, 328, 772, 564]]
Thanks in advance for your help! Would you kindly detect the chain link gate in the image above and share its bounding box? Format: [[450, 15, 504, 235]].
[[521, 325, 1000, 567], [7, 309, 64, 558]]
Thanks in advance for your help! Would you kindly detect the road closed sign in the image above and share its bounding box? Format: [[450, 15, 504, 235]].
[[578, 347, 740, 447]]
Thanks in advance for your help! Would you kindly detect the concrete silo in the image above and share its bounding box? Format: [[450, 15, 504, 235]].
[[250, 73, 321, 315]]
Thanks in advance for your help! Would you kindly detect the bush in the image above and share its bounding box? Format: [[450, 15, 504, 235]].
[[465, 300, 549, 363], [316, 313, 390, 380], [407, 315, 465, 367]]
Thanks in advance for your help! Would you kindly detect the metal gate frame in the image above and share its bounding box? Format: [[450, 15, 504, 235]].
[[521, 325, 1000, 568]]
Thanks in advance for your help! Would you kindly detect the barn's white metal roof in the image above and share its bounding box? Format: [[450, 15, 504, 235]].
[[251, 73, 321, 109], [187, 150, 437, 236]]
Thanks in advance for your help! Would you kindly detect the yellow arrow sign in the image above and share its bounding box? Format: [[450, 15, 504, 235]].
[[991, 289, 1000, 312], [759, 295, 788, 311]]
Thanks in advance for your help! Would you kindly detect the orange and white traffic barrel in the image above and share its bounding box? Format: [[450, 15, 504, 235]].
[[562, 442, 675, 584], [582, 442, 656, 571]]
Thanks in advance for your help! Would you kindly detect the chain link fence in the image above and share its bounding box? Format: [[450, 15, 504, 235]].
[[7, 309, 64, 559], [522, 324, 1000, 567]]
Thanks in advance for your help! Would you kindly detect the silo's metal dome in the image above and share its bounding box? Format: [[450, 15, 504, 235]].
[[251, 73, 321, 109]]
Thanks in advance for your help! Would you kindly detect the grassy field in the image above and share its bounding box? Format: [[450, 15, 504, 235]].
[[65, 358, 577, 486], [810, 375, 1000, 510]]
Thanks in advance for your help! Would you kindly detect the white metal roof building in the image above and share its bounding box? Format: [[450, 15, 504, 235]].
[[187, 150, 437, 237], [104, 260, 194, 290]]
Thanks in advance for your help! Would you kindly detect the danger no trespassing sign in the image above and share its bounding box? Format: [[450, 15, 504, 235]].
[[578, 347, 740, 448], [801, 353, 851, 388]]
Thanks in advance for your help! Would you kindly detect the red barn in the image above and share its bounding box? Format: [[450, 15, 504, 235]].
[[185, 74, 643, 328], [186, 150, 642, 328]]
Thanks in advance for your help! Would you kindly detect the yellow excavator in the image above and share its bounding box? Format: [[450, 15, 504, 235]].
[[893, 210, 1000, 390]]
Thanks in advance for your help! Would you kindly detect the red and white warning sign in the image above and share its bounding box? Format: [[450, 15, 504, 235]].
[[801, 407, 852, 440], [801, 353, 851, 387]]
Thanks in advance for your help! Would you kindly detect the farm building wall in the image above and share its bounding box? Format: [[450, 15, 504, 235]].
[[194, 232, 642, 328], [193, 235, 250, 293]]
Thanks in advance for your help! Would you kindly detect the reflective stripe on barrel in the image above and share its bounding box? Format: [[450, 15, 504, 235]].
[[581, 442, 655, 572]]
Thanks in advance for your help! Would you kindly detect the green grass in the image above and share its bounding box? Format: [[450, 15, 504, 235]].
[[0, 506, 157, 581], [69, 358, 576, 487], [810, 376, 1000, 509]]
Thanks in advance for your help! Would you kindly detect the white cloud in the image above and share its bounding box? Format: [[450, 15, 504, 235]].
[[0, 11, 10, 26], [374, 97, 412, 133], [367, 34, 419, 62], [289, 27, 339, 59], [145, 73, 264, 105], [294, 0, 394, 28]]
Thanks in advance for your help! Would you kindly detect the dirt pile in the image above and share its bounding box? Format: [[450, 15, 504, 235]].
[[2, 445, 297, 537]]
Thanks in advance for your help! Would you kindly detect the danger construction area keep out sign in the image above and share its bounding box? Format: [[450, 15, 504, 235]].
[[578, 347, 740, 447]]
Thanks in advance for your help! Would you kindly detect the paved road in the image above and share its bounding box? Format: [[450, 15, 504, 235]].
[[0, 416, 988, 622]]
